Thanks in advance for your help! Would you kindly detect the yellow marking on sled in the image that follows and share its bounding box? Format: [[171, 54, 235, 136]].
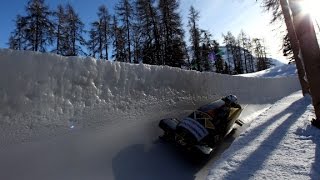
[[205, 119, 215, 130]]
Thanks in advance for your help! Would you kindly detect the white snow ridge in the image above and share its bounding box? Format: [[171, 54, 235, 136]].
[[0, 49, 311, 180]]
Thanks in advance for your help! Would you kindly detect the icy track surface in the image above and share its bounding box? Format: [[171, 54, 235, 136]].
[[0, 49, 300, 179]]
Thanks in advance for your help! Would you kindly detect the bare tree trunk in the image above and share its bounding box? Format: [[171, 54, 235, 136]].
[[57, 26, 60, 54], [99, 21, 103, 59], [126, 16, 131, 63], [289, 0, 320, 119], [280, 0, 310, 95], [104, 21, 108, 60]]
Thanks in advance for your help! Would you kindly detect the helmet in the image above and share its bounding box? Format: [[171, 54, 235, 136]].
[[224, 94, 238, 104]]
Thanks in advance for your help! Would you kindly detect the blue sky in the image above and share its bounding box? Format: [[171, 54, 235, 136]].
[[0, 0, 287, 62]]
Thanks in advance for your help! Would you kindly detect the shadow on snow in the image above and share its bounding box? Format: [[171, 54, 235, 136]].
[[295, 124, 320, 180], [221, 97, 310, 179]]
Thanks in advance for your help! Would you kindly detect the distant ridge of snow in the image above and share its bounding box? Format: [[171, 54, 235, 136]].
[[269, 58, 285, 67], [237, 64, 297, 78], [0, 49, 299, 144]]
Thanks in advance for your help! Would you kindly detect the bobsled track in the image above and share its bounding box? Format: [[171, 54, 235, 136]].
[[0, 49, 300, 180]]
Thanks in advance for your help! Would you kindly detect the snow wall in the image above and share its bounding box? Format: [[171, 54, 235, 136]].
[[0, 49, 300, 144]]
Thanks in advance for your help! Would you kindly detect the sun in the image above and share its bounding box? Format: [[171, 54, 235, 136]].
[[300, 0, 320, 21]]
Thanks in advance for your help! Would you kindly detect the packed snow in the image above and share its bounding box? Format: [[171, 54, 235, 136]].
[[0, 49, 313, 180]]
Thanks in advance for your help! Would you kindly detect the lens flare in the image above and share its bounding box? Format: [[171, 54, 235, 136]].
[[301, 0, 320, 21]]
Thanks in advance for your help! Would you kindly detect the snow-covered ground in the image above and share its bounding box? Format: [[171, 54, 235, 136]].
[[0, 49, 313, 180]]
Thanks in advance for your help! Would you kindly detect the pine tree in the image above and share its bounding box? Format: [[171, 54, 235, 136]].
[[8, 15, 28, 50], [111, 15, 126, 62], [234, 38, 243, 74], [8, 35, 17, 50], [245, 37, 255, 72], [87, 5, 111, 60], [97, 5, 111, 60], [222, 62, 230, 74], [64, 4, 85, 56], [238, 30, 249, 73], [116, 0, 134, 63], [253, 38, 270, 71], [199, 30, 215, 72], [134, 0, 160, 65], [212, 40, 224, 73], [282, 33, 294, 63], [260, 0, 283, 24], [187, 28, 224, 72], [87, 21, 100, 58], [188, 6, 201, 71], [24, 0, 54, 52], [222, 33, 231, 74], [131, 1, 142, 64], [132, 23, 142, 64], [223, 32, 237, 74], [158, 0, 186, 67], [147, 0, 161, 65], [54, 4, 66, 55]]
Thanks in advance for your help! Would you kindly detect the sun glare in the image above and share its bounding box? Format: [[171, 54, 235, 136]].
[[301, 0, 320, 21]]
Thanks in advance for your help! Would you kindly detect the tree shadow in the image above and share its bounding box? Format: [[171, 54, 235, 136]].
[[219, 97, 309, 179], [221, 98, 308, 159], [311, 133, 320, 180], [295, 124, 320, 180], [311, 129, 320, 180]]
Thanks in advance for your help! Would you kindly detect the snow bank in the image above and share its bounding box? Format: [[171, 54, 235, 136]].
[[0, 49, 300, 144]]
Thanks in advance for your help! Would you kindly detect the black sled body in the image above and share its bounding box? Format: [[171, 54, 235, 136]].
[[159, 98, 243, 156]]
